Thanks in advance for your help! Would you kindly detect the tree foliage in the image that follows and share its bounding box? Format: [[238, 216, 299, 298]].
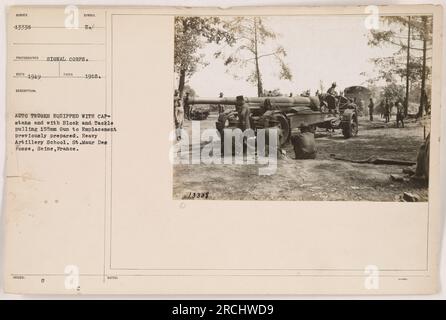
[[368, 17, 432, 77], [216, 17, 292, 97], [174, 17, 235, 95], [367, 16, 432, 116]]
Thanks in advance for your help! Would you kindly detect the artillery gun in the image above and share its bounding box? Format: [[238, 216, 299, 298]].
[[185, 95, 358, 146]]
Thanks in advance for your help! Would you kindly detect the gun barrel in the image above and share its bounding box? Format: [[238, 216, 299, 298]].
[[187, 96, 317, 107], [187, 97, 237, 105]]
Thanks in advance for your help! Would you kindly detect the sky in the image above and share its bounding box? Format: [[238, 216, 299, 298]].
[[176, 15, 401, 97]]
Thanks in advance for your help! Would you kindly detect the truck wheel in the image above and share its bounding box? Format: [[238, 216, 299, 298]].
[[271, 113, 290, 146], [342, 115, 358, 138]]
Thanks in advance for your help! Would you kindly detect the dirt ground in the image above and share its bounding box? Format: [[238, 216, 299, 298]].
[[173, 113, 429, 201]]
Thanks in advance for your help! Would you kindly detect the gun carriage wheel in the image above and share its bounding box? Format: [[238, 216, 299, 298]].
[[342, 112, 359, 138], [270, 113, 290, 146]]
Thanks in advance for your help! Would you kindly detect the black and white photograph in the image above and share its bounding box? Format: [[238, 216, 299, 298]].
[[173, 14, 433, 202], [2, 3, 445, 298]]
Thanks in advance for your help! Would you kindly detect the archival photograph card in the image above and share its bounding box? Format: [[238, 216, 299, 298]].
[[3, 5, 444, 294]]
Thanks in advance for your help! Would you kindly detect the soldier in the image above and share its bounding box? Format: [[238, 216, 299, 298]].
[[326, 82, 339, 114], [379, 100, 385, 118], [368, 98, 374, 121], [291, 126, 317, 159], [302, 89, 310, 97], [173, 90, 184, 141], [421, 89, 429, 116], [262, 98, 278, 113], [183, 92, 190, 120], [327, 82, 338, 97], [384, 98, 391, 123], [235, 95, 251, 130], [357, 99, 365, 116], [396, 101, 404, 128], [390, 100, 396, 120], [263, 98, 272, 112], [218, 92, 224, 113]]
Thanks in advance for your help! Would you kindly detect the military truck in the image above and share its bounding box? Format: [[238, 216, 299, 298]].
[[185, 95, 358, 146], [318, 94, 359, 138]]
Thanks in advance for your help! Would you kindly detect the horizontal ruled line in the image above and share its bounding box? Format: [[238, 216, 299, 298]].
[[12, 42, 105, 45], [13, 76, 105, 79], [30, 26, 105, 29], [10, 273, 431, 278], [13, 59, 105, 62]]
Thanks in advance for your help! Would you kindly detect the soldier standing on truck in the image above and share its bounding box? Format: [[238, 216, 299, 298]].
[[327, 82, 338, 97], [326, 82, 339, 114], [174, 90, 184, 141], [235, 95, 251, 130]]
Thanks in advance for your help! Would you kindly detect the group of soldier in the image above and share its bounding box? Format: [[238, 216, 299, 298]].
[[373, 98, 405, 128], [325, 83, 404, 129]]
